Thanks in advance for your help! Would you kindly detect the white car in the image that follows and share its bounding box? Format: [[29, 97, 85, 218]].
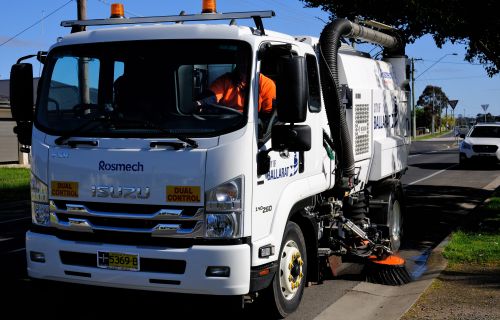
[[459, 123, 500, 166]]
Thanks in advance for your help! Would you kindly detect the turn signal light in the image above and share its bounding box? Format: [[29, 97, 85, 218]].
[[110, 3, 125, 18], [202, 0, 217, 13]]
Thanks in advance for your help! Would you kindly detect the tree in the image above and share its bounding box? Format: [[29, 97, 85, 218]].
[[415, 106, 429, 129], [416, 85, 449, 132], [301, 0, 500, 76]]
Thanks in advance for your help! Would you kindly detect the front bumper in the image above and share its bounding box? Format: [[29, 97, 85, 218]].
[[460, 150, 500, 162], [26, 231, 251, 295]]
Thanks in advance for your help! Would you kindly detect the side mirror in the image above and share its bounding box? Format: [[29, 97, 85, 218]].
[[272, 125, 311, 152], [459, 134, 465, 139], [10, 63, 34, 122], [10, 63, 34, 148], [276, 56, 308, 123]]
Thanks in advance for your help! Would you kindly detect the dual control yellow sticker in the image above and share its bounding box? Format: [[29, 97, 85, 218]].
[[166, 186, 200, 203], [51, 181, 79, 198]]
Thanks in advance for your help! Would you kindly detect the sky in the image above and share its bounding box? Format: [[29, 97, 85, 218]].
[[0, 0, 498, 118]]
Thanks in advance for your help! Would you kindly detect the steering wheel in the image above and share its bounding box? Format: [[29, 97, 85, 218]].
[[206, 103, 242, 116], [73, 103, 104, 119], [47, 97, 60, 114], [194, 103, 242, 120]]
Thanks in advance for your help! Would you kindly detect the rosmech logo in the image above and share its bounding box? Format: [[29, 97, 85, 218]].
[[98, 161, 144, 172]]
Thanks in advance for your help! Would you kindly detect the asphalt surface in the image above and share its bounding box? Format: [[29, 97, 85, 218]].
[[1, 134, 499, 319]]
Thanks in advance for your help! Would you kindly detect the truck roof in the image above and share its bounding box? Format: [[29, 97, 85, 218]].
[[54, 23, 297, 48]]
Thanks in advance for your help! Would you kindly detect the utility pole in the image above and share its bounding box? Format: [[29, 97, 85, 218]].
[[411, 58, 422, 139], [75, 0, 90, 105], [413, 53, 457, 136], [431, 88, 435, 134], [73, 0, 87, 33]]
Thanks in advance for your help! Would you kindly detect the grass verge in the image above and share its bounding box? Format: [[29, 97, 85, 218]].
[[443, 188, 500, 265], [0, 167, 30, 202], [413, 130, 452, 141]]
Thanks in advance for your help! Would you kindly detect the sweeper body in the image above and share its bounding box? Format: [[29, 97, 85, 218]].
[[10, 3, 411, 317]]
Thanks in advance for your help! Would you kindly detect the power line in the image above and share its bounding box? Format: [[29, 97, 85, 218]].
[[416, 75, 491, 81], [419, 59, 483, 66], [0, 0, 74, 48]]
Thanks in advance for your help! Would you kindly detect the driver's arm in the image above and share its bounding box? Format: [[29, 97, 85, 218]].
[[209, 75, 231, 103]]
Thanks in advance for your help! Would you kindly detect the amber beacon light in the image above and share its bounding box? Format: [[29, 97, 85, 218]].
[[110, 3, 125, 18], [202, 0, 217, 13]]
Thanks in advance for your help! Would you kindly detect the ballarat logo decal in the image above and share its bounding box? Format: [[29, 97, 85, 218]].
[[266, 153, 299, 181], [167, 186, 201, 203], [51, 181, 79, 198]]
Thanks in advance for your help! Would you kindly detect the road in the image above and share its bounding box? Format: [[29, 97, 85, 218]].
[[1, 135, 498, 319]]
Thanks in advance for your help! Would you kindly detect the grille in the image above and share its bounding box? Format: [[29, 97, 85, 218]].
[[60, 251, 186, 274], [472, 145, 498, 153], [354, 103, 370, 156], [49, 201, 204, 239]]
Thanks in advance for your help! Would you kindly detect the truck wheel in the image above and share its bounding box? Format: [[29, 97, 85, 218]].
[[387, 183, 404, 252], [266, 221, 307, 318], [370, 180, 405, 252]]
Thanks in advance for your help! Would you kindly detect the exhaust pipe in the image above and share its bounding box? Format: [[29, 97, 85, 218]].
[[318, 19, 401, 181]]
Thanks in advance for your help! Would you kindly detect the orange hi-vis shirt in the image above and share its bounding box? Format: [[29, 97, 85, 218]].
[[209, 73, 276, 113]]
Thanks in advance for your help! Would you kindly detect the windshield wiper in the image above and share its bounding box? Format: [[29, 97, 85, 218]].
[[145, 122, 198, 149], [55, 118, 109, 146]]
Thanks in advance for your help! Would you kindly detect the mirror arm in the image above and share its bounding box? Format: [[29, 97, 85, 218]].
[[17, 54, 37, 64]]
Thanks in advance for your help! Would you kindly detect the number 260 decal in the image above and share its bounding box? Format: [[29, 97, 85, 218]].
[[255, 205, 272, 213]]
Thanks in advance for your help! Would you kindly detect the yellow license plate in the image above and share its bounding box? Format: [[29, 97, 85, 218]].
[[97, 251, 139, 271]]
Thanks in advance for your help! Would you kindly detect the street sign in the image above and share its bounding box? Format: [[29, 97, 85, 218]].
[[449, 100, 459, 110], [481, 104, 489, 112]]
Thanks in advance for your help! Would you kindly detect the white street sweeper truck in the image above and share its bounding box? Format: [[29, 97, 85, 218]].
[[10, 2, 411, 317]]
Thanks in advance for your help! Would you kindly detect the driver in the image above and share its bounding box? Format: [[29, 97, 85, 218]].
[[194, 55, 276, 114]]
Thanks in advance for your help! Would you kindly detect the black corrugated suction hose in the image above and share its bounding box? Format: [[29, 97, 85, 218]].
[[318, 19, 356, 178]]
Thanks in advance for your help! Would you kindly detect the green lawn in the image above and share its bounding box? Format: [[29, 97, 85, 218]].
[[0, 167, 30, 202], [444, 190, 500, 264], [444, 230, 500, 264]]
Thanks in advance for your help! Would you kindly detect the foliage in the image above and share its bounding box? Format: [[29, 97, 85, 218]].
[[301, 0, 500, 76], [439, 115, 455, 130], [415, 85, 449, 129], [0, 168, 30, 202]]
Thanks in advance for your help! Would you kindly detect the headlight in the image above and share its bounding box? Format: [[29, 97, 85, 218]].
[[205, 176, 244, 238], [31, 174, 49, 226], [461, 141, 471, 150], [205, 213, 238, 238]]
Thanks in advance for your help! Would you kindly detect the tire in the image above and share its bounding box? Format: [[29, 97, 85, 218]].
[[387, 184, 404, 252], [370, 180, 405, 252], [265, 221, 307, 318]]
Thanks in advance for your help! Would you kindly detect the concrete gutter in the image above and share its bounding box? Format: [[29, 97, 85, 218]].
[[314, 237, 449, 320]]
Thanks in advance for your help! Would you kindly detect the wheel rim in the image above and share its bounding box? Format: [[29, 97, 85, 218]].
[[279, 240, 304, 301], [390, 200, 401, 246]]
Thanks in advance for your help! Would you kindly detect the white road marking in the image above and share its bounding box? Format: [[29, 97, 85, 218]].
[[408, 147, 454, 159], [408, 164, 459, 186]]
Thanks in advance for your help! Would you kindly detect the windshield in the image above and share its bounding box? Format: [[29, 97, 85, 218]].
[[469, 126, 500, 138], [36, 40, 251, 137]]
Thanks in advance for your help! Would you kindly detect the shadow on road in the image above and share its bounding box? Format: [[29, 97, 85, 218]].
[[403, 185, 491, 252]]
